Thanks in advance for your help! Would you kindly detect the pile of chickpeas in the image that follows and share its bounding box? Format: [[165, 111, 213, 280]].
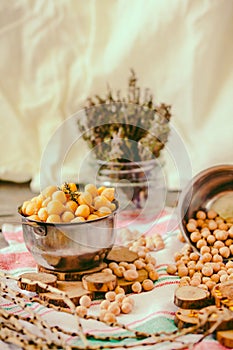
[[167, 209, 233, 292], [186, 209, 233, 259], [76, 235, 164, 321], [21, 183, 116, 224]]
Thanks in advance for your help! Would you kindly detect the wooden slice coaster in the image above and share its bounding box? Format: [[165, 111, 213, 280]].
[[17, 272, 57, 293], [212, 281, 233, 308], [174, 308, 199, 329], [82, 272, 117, 292], [117, 268, 148, 293], [37, 262, 107, 281], [217, 330, 233, 348], [39, 281, 93, 307], [174, 286, 211, 309], [105, 246, 138, 263]]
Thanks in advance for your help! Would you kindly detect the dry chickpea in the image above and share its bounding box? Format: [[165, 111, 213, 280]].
[[219, 246, 230, 259], [166, 264, 177, 275], [149, 270, 159, 281], [108, 302, 121, 316], [195, 261, 204, 271], [103, 312, 117, 324], [196, 210, 206, 220], [76, 305, 88, 318], [207, 210, 217, 219], [100, 300, 111, 310], [202, 265, 213, 277], [131, 281, 142, 293], [227, 268, 233, 275], [212, 254, 223, 263], [201, 253, 212, 263], [114, 286, 125, 295], [206, 235, 216, 245], [142, 279, 154, 291], [105, 291, 116, 302], [179, 276, 191, 286], [215, 230, 228, 241], [127, 263, 137, 270], [196, 239, 207, 249], [189, 252, 199, 261], [200, 246, 210, 255], [225, 239, 233, 247], [178, 265, 189, 277], [113, 266, 125, 278], [121, 302, 133, 314], [186, 222, 197, 232], [211, 274, 220, 283], [145, 263, 155, 272], [75, 204, 90, 218], [196, 219, 204, 228], [119, 261, 129, 269], [205, 280, 216, 291], [212, 263, 221, 273], [218, 269, 227, 277], [202, 276, 210, 284], [123, 269, 139, 281], [79, 295, 92, 308], [218, 223, 229, 231], [190, 278, 200, 286], [220, 274, 228, 283], [188, 269, 195, 278], [214, 241, 225, 250], [211, 248, 219, 256], [201, 230, 210, 239], [115, 293, 126, 303], [109, 262, 118, 270], [226, 261, 233, 268], [178, 232, 186, 243], [134, 259, 146, 270], [145, 254, 156, 265], [190, 232, 202, 243], [174, 252, 183, 262], [187, 261, 196, 269], [208, 220, 218, 231]]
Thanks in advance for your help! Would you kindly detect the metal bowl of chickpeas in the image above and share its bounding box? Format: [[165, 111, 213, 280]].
[[178, 164, 233, 260], [19, 183, 118, 271]]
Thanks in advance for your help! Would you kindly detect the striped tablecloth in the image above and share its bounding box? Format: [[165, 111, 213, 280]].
[[0, 209, 228, 350]]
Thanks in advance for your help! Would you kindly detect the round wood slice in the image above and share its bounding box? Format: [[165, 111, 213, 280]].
[[39, 281, 93, 307], [174, 286, 211, 309], [117, 268, 148, 293], [82, 272, 117, 292], [38, 262, 107, 281], [217, 330, 233, 348], [17, 272, 57, 293], [174, 308, 199, 329], [212, 281, 233, 308], [105, 246, 138, 263]]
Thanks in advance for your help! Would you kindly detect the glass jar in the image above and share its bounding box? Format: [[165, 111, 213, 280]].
[[95, 159, 167, 225]]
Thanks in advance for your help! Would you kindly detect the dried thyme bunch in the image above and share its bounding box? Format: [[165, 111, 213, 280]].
[[78, 70, 172, 162]]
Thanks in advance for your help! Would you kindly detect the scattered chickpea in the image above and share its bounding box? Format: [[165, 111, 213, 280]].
[[219, 246, 230, 258], [108, 302, 121, 316], [207, 210, 217, 219], [131, 281, 142, 293], [196, 239, 207, 249], [103, 312, 117, 324], [142, 279, 154, 291], [123, 269, 139, 281], [196, 211, 206, 220], [166, 264, 177, 275], [100, 300, 111, 310], [149, 270, 159, 281], [105, 291, 116, 302], [76, 305, 88, 318], [121, 302, 133, 314], [79, 295, 92, 308]]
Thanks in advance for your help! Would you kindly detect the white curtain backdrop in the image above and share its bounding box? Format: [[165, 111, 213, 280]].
[[0, 0, 232, 191]]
